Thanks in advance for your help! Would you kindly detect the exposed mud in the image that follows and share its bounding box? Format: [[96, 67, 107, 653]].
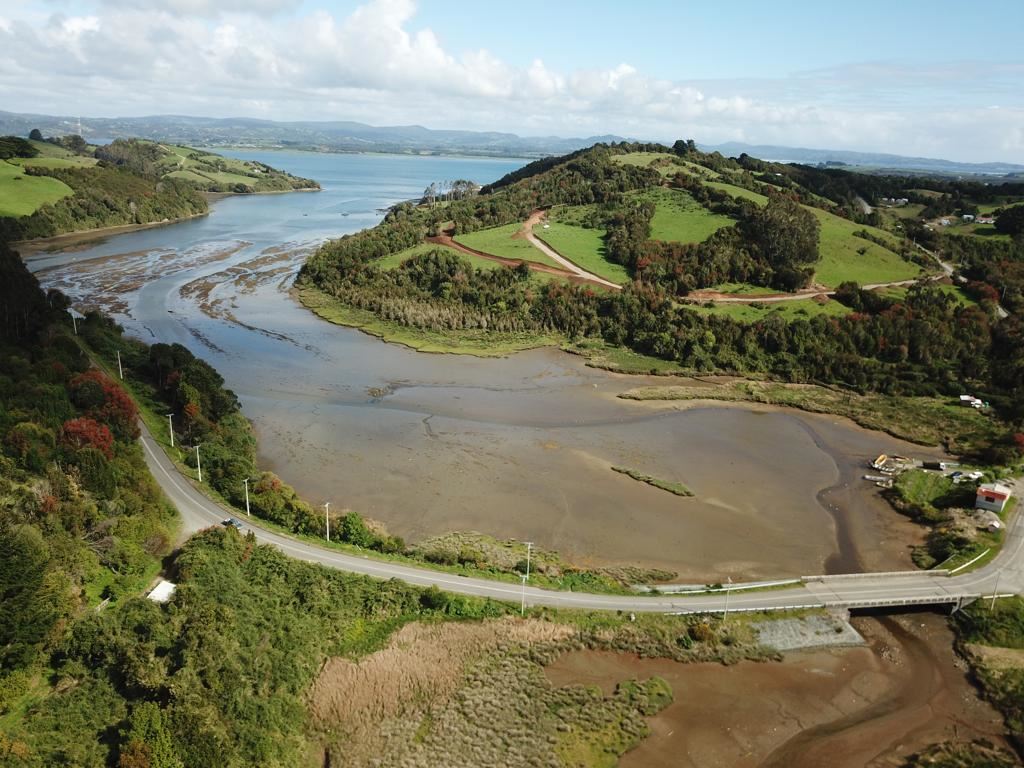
[[24, 153, 944, 581], [545, 613, 1011, 768]]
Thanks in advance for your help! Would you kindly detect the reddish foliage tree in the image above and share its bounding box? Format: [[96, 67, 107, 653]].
[[60, 417, 114, 459], [68, 370, 139, 440]]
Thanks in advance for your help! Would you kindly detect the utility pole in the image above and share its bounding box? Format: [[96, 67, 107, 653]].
[[71, 314, 77, 335], [722, 577, 732, 623], [195, 444, 202, 483], [116, 350, 123, 379], [323, 502, 330, 542], [990, 571, 1001, 611], [167, 413, 174, 447], [524, 541, 533, 582], [243, 478, 251, 517], [520, 574, 528, 616]]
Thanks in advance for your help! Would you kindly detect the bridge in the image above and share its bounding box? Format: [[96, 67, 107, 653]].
[[140, 421, 1024, 615]]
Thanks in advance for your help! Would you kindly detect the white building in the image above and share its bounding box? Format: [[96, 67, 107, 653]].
[[975, 483, 1012, 514]]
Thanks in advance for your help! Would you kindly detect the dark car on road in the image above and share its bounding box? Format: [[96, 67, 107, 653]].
[[222, 517, 243, 530]]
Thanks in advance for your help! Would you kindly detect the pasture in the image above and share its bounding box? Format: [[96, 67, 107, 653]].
[[455, 223, 560, 268], [536, 221, 630, 284], [0, 159, 73, 217]]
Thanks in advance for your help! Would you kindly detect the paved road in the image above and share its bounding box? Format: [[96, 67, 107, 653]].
[[141, 422, 1023, 614]]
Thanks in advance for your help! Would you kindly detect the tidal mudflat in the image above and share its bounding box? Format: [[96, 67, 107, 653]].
[[25, 151, 944, 580]]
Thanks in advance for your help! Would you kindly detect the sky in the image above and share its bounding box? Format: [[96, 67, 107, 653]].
[[1, 0, 1023, 163]]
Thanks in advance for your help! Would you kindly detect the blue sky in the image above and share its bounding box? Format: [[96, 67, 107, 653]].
[[1, 0, 1023, 161]]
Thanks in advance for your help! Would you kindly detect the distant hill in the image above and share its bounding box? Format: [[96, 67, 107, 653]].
[[0, 110, 627, 159], [94, 139, 319, 193], [0, 136, 317, 240], [701, 142, 1024, 178]]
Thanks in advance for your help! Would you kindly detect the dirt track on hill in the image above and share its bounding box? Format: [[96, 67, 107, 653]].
[[424, 231, 602, 286]]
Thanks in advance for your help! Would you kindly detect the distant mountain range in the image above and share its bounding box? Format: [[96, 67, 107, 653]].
[[0, 110, 624, 159], [698, 142, 1024, 177], [3, 110, 1023, 177]]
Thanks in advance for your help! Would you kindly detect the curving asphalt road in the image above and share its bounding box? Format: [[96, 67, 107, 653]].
[[141, 421, 1024, 614]]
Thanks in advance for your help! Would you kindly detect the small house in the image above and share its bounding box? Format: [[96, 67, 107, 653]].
[[975, 483, 1012, 514], [959, 395, 984, 409], [977, 215, 996, 225], [962, 214, 975, 222]]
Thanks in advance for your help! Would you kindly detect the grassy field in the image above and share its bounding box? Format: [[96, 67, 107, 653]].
[[536, 222, 630, 284], [455, 222, 561, 268], [0, 159, 74, 217], [619, 380, 1000, 452], [11, 155, 98, 169], [684, 297, 851, 323], [705, 181, 769, 205], [949, 224, 1011, 241], [707, 282, 782, 296], [809, 207, 922, 287], [880, 282, 978, 308], [566, 339, 690, 375], [611, 151, 682, 177], [640, 187, 735, 243], [375, 241, 502, 271]]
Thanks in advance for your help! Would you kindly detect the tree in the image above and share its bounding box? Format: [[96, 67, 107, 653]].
[[28, 129, 43, 141], [740, 194, 821, 291], [0, 524, 64, 671], [672, 139, 697, 156], [995, 205, 1024, 237], [119, 703, 183, 768], [60, 417, 115, 459]]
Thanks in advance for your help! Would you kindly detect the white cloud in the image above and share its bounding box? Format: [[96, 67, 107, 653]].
[[98, 0, 300, 16], [0, 0, 1021, 162]]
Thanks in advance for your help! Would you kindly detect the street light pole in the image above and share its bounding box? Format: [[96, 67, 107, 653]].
[[195, 444, 202, 483], [524, 541, 533, 582], [723, 577, 732, 623], [520, 574, 527, 616], [323, 502, 330, 542], [243, 478, 251, 517], [71, 314, 77, 335], [116, 350, 123, 379], [167, 413, 174, 448], [990, 571, 1001, 611]]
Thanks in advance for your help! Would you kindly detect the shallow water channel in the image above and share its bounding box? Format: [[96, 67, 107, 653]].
[[25, 151, 942, 580]]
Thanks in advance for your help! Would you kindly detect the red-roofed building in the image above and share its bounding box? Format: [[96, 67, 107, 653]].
[[976, 483, 1012, 513]]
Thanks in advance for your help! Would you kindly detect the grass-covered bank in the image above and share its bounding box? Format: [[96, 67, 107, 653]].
[[619, 379, 1000, 453], [297, 283, 563, 356], [954, 597, 1024, 756]]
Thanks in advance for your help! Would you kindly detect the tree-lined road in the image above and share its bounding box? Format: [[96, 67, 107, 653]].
[[141, 421, 1023, 614]]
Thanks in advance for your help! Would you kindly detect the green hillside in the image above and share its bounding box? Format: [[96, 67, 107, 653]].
[[95, 139, 319, 193], [0, 159, 73, 217]]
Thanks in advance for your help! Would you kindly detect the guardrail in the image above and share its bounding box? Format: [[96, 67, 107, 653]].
[[668, 603, 824, 616], [823, 594, 975, 609], [803, 569, 950, 582]]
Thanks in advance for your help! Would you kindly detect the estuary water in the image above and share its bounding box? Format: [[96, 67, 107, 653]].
[[24, 150, 939, 580]]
